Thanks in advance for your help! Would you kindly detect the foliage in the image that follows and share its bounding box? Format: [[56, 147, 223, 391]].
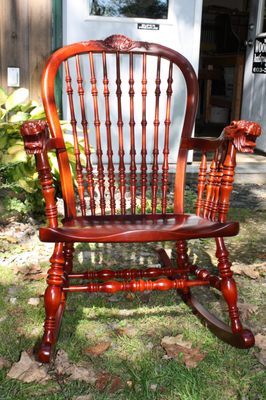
[[0, 87, 81, 220]]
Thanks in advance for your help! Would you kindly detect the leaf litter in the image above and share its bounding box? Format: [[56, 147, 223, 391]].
[[161, 334, 206, 368], [254, 333, 266, 367], [54, 349, 123, 392], [0, 356, 11, 369], [7, 351, 50, 383], [84, 341, 111, 357], [231, 262, 266, 279], [54, 349, 97, 384], [238, 302, 258, 322]]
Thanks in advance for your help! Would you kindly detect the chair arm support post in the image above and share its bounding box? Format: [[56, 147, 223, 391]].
[[192, 120, 261, 222], [218, 120, 261, 222], [21, 120, 58, 228], [218, 141, 236, 223]]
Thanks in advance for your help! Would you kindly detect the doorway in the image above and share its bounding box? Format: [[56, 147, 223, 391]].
[[241, 0, 266, 152], [196, 0, 251, 137]]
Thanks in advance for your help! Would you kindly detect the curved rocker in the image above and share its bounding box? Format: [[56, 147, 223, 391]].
[[181, 292, 255, 349], [157, 247, 255, 349], [38, 299, 66, 363]]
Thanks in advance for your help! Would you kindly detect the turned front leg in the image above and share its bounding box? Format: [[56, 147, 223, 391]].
[[40, 243, 65, 360], [216, 237, 242, 333]]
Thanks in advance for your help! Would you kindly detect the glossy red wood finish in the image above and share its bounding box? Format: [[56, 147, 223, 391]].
[[63, 278, 210, 293], [68, 266, 186, 281], [40, 214, 239, 243], [75, 55, 96, 215], [102, 52, 116, 215], [141, 53, 147, 214], [20, 35, 261, 363]]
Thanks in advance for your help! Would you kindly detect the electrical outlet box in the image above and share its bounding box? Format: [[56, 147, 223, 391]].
[[7, 67, 20, 87]]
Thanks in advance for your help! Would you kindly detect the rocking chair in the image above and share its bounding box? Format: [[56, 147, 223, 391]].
[[20, 35, 261, 363]]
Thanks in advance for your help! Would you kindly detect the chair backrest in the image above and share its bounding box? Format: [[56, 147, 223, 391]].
[[41, 35, 198, 218]]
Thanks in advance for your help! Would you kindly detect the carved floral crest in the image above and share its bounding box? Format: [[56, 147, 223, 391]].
[[103, 35, 135, 51], [82, 35, 149, 51]]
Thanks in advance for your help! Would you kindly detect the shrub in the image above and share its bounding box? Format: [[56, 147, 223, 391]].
[[0, 87, 81, 221]]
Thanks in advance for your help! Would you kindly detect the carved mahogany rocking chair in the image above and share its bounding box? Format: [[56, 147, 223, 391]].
[[20, 35, 261, 363]]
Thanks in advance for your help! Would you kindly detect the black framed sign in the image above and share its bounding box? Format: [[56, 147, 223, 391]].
[[253, 34, 266, 74]]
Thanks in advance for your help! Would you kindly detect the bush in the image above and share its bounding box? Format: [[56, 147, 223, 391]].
[[0, 87, 81, 221]]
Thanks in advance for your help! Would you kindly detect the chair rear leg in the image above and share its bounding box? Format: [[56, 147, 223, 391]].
[[214, 237, 254, 346], [64, 243, 75, 276], [215, 237, 243, 333], [176, 240, 191, 293], [38, 242, 65, 363], [157, 240, 191, 284], [177, 237, 254, 348], [176, 240, 190, 275]]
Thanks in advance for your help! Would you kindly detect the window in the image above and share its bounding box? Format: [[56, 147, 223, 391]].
[[88, 0, 169, 19]]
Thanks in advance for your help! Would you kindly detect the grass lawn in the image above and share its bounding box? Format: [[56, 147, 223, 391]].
[[0, 191, 265, 399]]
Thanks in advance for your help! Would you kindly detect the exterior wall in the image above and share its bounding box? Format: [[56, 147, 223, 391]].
[[62, 0, 203, 164], [63, 0, 202, 73], [0, 0, 52, 101]]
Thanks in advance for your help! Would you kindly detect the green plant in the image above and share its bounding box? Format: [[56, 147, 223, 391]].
[[0, 87, 83, 220]]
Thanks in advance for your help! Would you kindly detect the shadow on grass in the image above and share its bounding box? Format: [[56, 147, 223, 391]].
[[1, 232, 265, 399]]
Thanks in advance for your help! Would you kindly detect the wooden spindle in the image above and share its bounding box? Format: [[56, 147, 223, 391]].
[[208, 150, 221, 221], [89, 52, 106, 215], [69, 266, 187, 281], [152, 57, 161, 214], [102, 52, 116, 215], [64, 60, 86, 215], [161, 61, 173, 214], [196, 152, 207, 216], [211, 155, 223, 221], [203, 156, 217, 219], [116, 52, 126, 214], [140, 53, 147, 214], [63, 278, 210, 293], [218, 142, 236, 223], [37, 155, 58, 228], [129, 53, 137, 214], [75, 55, 96, 216], [189, 264, 221, 290]]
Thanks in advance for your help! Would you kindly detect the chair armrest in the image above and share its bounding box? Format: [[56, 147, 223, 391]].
[[20, 120, 58, 228], [20, 120, 49, 154], [187, 120, 261, 223], [222, 120, 261, 153], [181, 120, 261, 153], [181, 136, 223, 152], [20, 120, 65, 153]]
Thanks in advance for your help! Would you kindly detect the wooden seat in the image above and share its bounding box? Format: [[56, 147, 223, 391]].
[[40, 214, 239, 243], [20, 34, 261, 363]]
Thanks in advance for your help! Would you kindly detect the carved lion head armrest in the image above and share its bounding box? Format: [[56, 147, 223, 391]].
[[20, 120, 49, 155], [222, 120, 262, 153]]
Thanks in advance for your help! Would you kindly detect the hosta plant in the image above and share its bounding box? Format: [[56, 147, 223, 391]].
[[0, 87, 84, 220]]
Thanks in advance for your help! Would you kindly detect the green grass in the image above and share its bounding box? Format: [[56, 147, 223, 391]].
[[0, 207, 266, 399]]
